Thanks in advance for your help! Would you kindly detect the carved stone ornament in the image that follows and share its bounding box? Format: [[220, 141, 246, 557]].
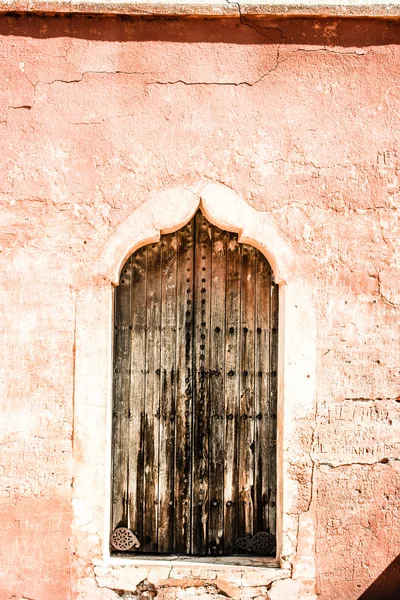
[[236, 531, 276, 555], [110, 527, 140, 551]]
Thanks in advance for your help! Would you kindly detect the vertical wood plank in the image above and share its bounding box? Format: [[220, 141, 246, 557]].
[[238, 244, 256, 540], [223, 234, 241, 555], [268, 280, 279, 538], [158, 232, 178, 553], [254, 253, 272, 536], [112, 215, 278, 558], [127, 247, 147, 547], [142, 243, 162, 553], [192, 210, 211, 555], [112, 256, 132, 534], [174, 220, 194, 554], [208, 225, 226, 555]]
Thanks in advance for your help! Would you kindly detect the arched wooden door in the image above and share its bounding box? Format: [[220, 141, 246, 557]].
[[111, 210, 278, 557]]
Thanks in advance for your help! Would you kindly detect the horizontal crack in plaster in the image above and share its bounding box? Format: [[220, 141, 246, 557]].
[[150, 13, 285, 88], [345, 396, 400, 402], [34, 70, 156, 86], [19, 46, 366, 97], [289, 47, 368, 56], [1, 104, 33, 126], [149, 66, 281, 86], [9, 104, 32, 110], [318, 458, 400, 468]]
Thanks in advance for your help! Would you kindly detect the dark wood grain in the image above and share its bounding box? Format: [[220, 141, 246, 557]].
[[142, 242, 162, 552], [192, 210, 212, 555], [112, 255, 132, 534], [208, 224, 226, 555], [174, 221, 194, 554], [254, 254, 272, 534], [223, 234, 241, 555], [158, 232, 178, 553], [238, 244, 256, 540], [112, 212, 278, 557], [269, 280, 279, 538], [128, 247, 147, 546]]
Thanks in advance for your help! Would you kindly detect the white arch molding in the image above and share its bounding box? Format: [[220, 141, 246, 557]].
[[72, 180, 317, 598]]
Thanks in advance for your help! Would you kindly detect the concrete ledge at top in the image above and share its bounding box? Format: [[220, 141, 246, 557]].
[[1, 0, 400, 17]]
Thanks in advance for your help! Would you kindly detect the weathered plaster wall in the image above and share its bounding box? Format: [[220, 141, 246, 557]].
[[0, 13, 399, 600]]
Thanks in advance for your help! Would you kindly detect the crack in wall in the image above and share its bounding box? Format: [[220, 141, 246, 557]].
[[318, 457, 400, 468], [1, 43, 369, 108], [94, 566, 292, 598], [3, 16, 391, 600], [34, 70, 156, 86], [289, 47, 368, 56], [345, 396, 400, 402], [377, 270, 400, 307], [148, 60, 282, 87], [226, 0, 283, 43]]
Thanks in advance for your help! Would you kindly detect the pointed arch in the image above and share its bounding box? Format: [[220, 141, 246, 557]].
[[111, 208, 279, 557], [98, 181, 294, 287], [73, 179, 317, 593]]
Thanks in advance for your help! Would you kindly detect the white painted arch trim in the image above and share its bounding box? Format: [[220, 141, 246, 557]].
[[99, 181, 294, 286], [73, 180, 317, 595]]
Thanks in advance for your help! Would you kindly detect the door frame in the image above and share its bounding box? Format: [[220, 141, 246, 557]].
[[111, 209, 280, 556], [72, 179, 317, 593]]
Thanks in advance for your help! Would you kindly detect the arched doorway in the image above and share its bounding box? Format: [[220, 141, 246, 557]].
[[111, 209, 278, 557]]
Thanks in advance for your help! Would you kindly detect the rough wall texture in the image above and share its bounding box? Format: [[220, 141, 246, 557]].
[[0, 13, 399, 600]]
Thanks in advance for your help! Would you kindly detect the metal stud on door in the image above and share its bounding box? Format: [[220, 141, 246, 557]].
[[111, 210, 278, 556]]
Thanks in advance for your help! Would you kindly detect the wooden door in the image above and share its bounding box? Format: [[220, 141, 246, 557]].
[[111, 210, 278, 556]]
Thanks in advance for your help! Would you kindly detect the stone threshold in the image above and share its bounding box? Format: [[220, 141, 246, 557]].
[[103, 555, 281, 568], [0, 0, 400, 18], [93, 558, 291, 590]]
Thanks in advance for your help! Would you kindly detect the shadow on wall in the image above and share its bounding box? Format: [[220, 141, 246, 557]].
[[0, 13, 399, 47], [358, 555, 400, 600]]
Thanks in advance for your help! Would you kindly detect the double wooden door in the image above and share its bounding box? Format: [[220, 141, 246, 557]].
[[112, 210, 278, 556]]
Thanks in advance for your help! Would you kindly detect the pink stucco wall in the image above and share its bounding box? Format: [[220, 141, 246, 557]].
[[0, 13, 399, 600]]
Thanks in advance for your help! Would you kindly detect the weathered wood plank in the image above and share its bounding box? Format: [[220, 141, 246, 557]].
[[142, 242, 162, 553], [128, 247, 147, 547], [192, 210, 211, 555], [112, 256, 132, 534], [158, 232, 178, 553], [238, 244, 256, 540], [269, 280, 279, 538], [254, 253, 272, 535], [174, 220, 194, 554], [223, 234, 241, 555], [208, 225, 226, 555], [112, 213, 278, 557]]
